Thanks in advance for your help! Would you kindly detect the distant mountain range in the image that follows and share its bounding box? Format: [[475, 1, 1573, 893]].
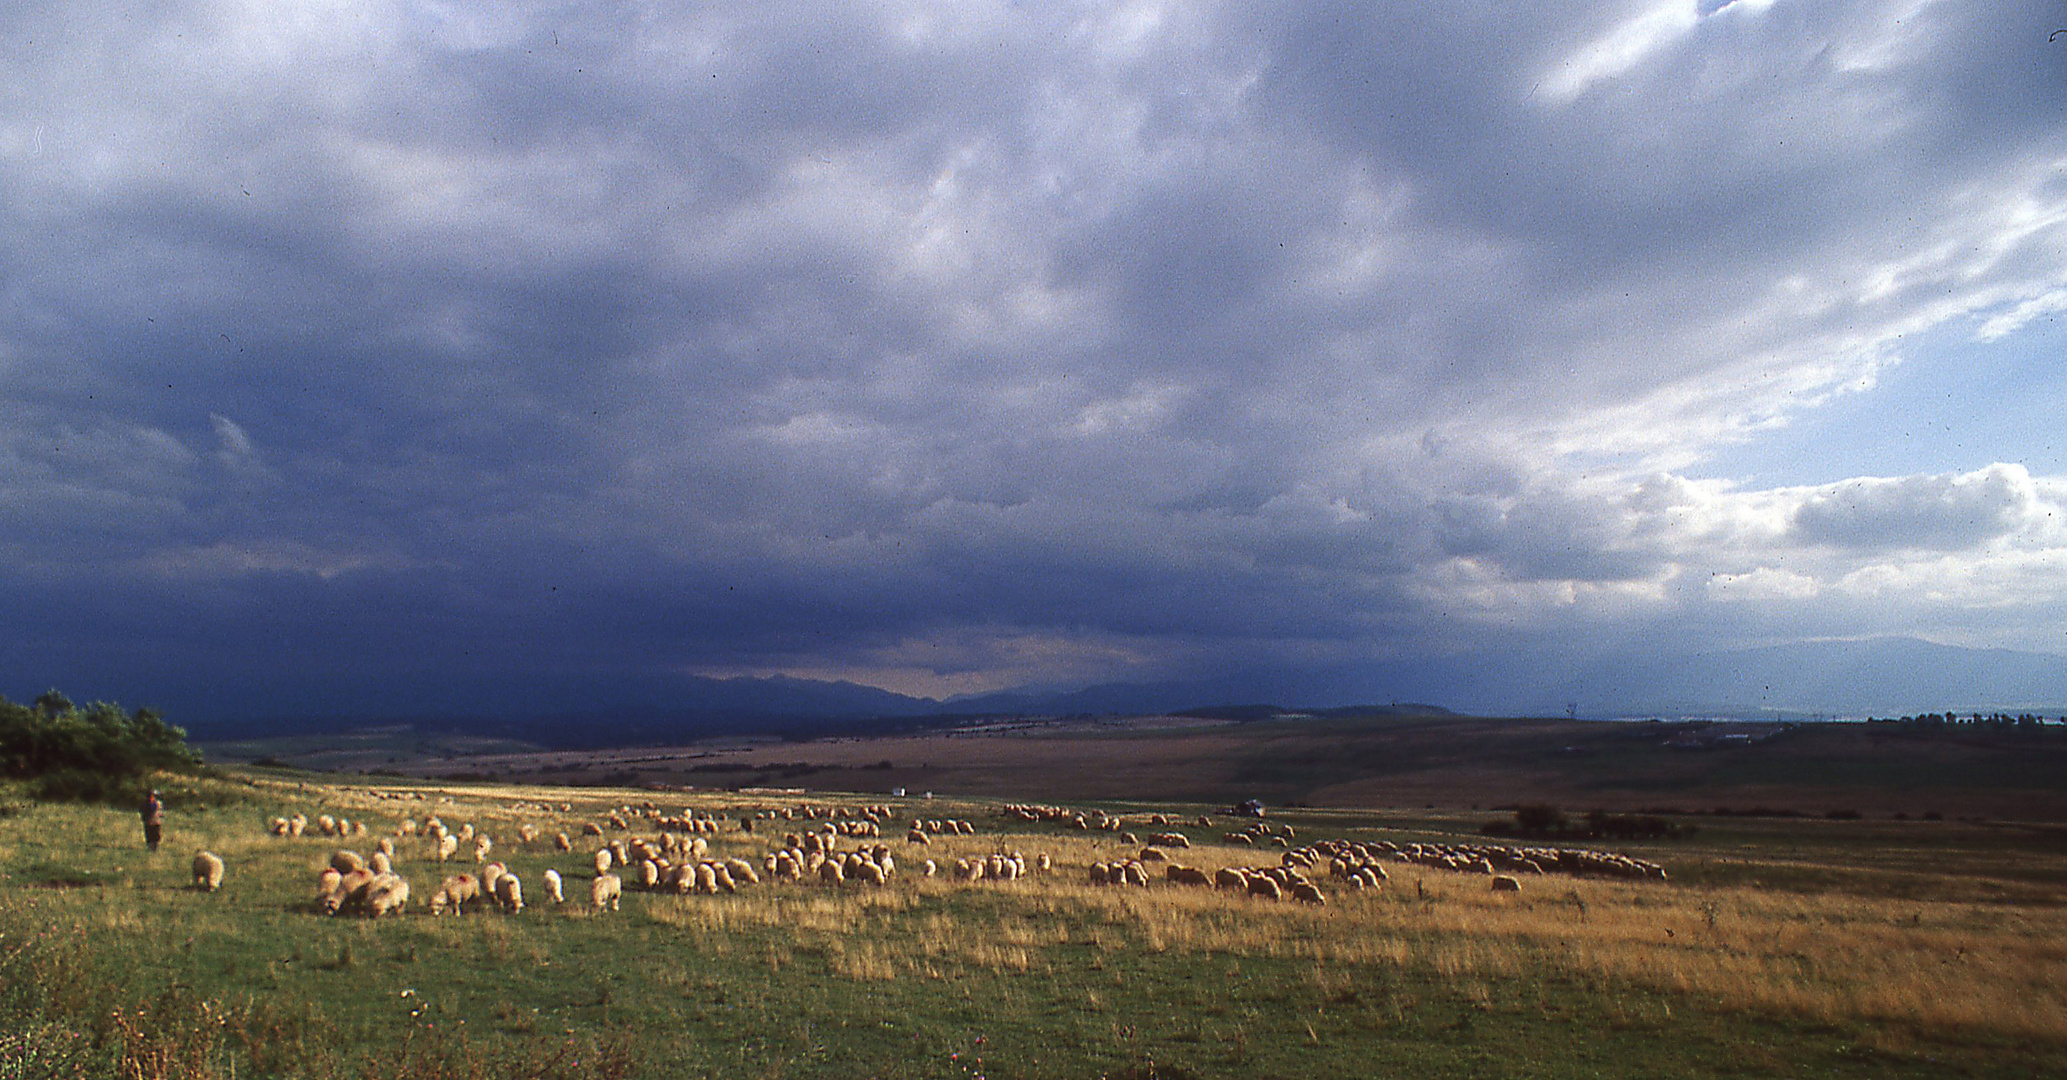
[[42, 636, 2067, 745]]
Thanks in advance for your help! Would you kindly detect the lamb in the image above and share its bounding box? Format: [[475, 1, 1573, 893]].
[[192, 850, 225, 892], [590, 873, 622, 911], [366, 873, 410, 917], [429, 873, 481, 915], [495, 873, 524, 914], [542, 869, 565, 904]]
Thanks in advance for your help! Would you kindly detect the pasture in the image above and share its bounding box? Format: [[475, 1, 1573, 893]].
[[1, 771, 2063, 1079]]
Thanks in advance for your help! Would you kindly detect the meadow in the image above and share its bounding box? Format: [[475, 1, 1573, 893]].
[[1, 771, 2063, 1079]]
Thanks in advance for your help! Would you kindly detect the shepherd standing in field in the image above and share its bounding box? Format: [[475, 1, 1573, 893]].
[[140, 788, 164, 851]]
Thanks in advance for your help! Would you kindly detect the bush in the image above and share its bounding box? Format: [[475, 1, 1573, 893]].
[[0, 692, 201, 801]]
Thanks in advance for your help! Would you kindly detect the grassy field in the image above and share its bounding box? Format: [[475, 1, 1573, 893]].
[[2, 771, 2064, 1079], [233, 714, 2067, 822]]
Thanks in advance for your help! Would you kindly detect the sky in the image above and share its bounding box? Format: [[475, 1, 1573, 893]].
[[3, 0, 2066, 721]]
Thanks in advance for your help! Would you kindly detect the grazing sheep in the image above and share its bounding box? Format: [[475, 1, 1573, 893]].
[[1246, 875, 1283, 901], [555, 832, 573, 852], [495, 873, 524, 914], [819, 858, 846, 885], [317, 814, 337, 836], [192, 850, 225, 892], [922, 858, 938, 877], [369, 851, 393, 875], [323, 869, 378, 915], [712, 864, 738, 893], [542, 869, 564, 904], [366, 873, 410, 917], [1490, 875, 1522, 893], [518, 824, 538, 845], [724, 857, 761, 886], [429, 873, 481, 915], [1165, 864, 1211, 886], [288, 814, 308, 838], [594, 848, 614, 876], [481, 862, 507, 898], [269, 817, 290, 837], [473, 836, 493, 863], [696, 862, 719, 893], [331, 850, 367, 875], [1288, 881, 1326, 905], [1214, 867, 1247, 891], [590, 873, 622, 912], [376, 837, 396, 858], [436, 835, 459, 862], [316, 867, 343, 901]]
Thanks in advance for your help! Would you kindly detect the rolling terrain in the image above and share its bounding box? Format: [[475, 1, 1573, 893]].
[[0, 769, 2063, 1079], [210, 712, 2067, 822]]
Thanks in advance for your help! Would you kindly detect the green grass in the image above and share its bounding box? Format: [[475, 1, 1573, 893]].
[[0, 773, 2063, 1079]]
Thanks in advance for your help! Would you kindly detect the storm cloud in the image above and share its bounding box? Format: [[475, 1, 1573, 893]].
[[3, 0, 2065, 718]]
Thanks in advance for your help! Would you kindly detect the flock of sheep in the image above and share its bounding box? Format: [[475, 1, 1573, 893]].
[[182, 793, 1669, 920]]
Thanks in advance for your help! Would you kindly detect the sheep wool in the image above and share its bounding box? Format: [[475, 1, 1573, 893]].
[[542, 868, 565, 904], [366, 873, 410, 917], [192, 850, 225, 892], [591, 873, 623, 912]]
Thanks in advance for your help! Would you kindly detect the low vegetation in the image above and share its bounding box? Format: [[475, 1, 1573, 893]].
[[0, 769, 2062, 1078], [0, 690, 202, 804]]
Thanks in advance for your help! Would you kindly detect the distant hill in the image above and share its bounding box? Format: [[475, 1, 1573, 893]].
[[61, 635, 2067, 749]]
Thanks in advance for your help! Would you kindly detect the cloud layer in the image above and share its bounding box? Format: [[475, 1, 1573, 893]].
[[3, 0, 2065, 717]]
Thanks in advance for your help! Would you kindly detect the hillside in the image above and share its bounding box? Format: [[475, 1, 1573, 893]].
[[216, 712, 2067, 822]]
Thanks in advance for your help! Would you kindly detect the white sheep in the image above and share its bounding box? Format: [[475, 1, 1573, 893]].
[[594, 848, 614, 876], [436, 834, 459, 862], [429, 873, 481, 915], [369, 851, 393, 875], [591, 873, 623, 911], [331, 850, 367, 875], [495, 873, 524, 914], [366, 873, 410, 917], [192, 850, 225, 892], [542, 868, 564, 904]]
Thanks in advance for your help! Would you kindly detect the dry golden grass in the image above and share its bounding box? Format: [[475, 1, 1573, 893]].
[[199, 780, 2067, 1046]]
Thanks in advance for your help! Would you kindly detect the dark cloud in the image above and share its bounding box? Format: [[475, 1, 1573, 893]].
[[2, 0, 2065, 719]]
